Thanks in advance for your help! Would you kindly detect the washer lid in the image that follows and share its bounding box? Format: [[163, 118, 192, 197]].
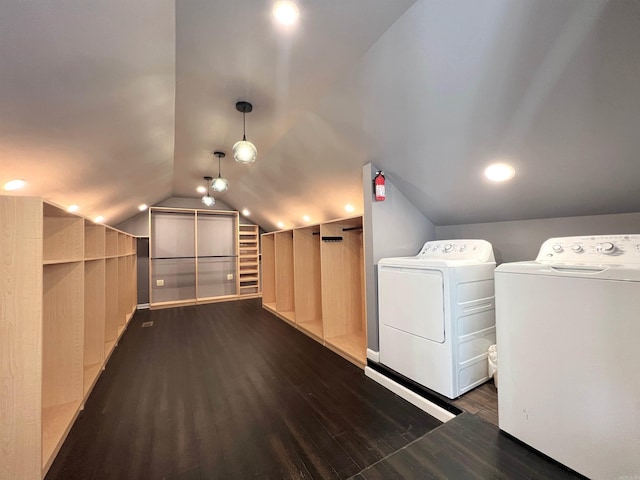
[[495, 261, 640, 281]]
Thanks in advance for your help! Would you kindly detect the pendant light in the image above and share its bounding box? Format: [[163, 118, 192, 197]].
[[211, 151, 229, 193], [233, 101, 257, 164], [201, 176, 215, 207]]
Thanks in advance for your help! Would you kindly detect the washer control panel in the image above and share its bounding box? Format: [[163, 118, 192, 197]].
[[417, 239, 495, 263], [536, 235, 640, 264]]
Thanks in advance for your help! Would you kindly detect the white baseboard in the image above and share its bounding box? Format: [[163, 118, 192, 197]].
[[366, 348, 379, 363], [137, 303, 150, 310], [364, 367, 456, 423]]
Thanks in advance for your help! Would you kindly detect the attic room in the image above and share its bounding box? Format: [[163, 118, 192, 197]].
[[1, 1, 639, 479]]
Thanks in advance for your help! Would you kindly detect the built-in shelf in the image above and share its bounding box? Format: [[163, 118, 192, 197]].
[[0, 195, 138, 479], [261, 216, 365, 368]]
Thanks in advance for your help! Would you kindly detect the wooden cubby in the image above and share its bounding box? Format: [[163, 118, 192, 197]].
[[43, 203, 84, 263], [105, 229, 118, 257], [42, 261, 84, 470], [261, 215, 365, 368], [84, 259, 105, 395], [293, 226, 323, 342], [261, 233, 276, 310], [104, 257, 119, 357], [117, 232, 127, 256], [320, 217, 366, 367], [275, 231, 295, 323], [238, 224, 260, 297], [0, 195, 138, 479], [84, 223, 105, 259]]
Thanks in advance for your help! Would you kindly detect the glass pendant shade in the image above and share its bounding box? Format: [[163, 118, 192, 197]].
[[233, 139, 257, 164], [201, 176, 215, 206], [211, 176, 229, 193]]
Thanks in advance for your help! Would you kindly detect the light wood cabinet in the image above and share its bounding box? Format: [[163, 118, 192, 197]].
[[261, 215, 366, 367], [0, 195, 137, 479]]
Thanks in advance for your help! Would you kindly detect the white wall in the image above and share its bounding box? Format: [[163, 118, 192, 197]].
[[363, 163, 435, 352], [436, 212, 640, 264]]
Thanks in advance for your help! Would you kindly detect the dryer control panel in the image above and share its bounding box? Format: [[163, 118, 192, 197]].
[[536, 235, 640, 265], [417, 239, 495, 263]]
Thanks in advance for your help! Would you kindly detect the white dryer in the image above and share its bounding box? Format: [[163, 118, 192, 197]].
[[378, 239, 496, 399], [496, 235, 640, 479]]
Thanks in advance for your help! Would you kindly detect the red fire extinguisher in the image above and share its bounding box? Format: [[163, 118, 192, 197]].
[[374, 171, 386, 201]]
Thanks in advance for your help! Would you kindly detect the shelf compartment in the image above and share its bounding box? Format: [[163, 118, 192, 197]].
[[42, 262, 84, 469], [43, 203, 83, 263], [294, 226, 323, 337], [261, 234, 275, 305], [325, 331, 367, 368], [105, 258, 119, 344], [320, 217, 365, 363], [105, 229, 118, 257], [84, 259, 105, 393], [84, 223, 105, 259], [275, 231, 295, 318], [42, 400, 82, 470]]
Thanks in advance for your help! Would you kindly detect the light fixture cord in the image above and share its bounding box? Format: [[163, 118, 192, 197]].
[[243, 111, 247, 141], [218, 154, 222, 178]]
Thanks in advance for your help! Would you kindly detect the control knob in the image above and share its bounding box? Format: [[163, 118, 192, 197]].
[[552, 244, 563, 253], [459, 245, 466, 252], [597, 242, 616, 254], [444, 244, 453, 252], [571, 244, 583, 253]]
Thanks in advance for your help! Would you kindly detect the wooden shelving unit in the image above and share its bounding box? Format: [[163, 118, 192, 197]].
[[261, 215, 366, 368], [0, 195, 138, 479], [275, 231, 295, 323], [261, 233, 276, 311], [293, 226, 323, 342], [238, 224, 261, 297]]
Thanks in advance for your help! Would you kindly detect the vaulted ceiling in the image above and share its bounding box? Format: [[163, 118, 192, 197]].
[[1, 0, 639, 230]]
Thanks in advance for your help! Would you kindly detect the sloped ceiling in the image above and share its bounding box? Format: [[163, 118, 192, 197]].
[[1, 0, 639, 229]]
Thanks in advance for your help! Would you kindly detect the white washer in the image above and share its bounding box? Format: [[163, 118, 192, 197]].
[[378, 239, 496, 399], [496, 235, 640, 479]]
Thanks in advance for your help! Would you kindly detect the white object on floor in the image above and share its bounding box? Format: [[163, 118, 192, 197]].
[[496, 234, 640, 479], [377, 239, 496, 399], [364, 367, 456, 423]]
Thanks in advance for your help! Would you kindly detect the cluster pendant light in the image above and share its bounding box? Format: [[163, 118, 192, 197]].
[[233, 101, 257, 164], [211, 151, 229, 192], [201, 176, 215, 207]]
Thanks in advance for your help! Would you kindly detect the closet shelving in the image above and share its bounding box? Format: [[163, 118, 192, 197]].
[[261, 215, 366, 367], [148, 207, 260, 309], [0, 195, 138, 479], [238, 224, 261, 297]]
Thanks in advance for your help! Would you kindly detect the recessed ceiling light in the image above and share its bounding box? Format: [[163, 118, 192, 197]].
[[197, 185, 207, 194], [273, 1, 299, 26], [138, 204, 148, 211], [303, 215, 310, 222], [344, 204, 355, 213], [94, 216, 105, 223], [242, 209, 250, 216], [67, 205, 79, 213], [277, 221, 284, 229], [3, 179, 26, 191], [484, 163, 515, 182]]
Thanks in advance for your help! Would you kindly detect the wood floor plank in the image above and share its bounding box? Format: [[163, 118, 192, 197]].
[[46, 299, 440, 480]]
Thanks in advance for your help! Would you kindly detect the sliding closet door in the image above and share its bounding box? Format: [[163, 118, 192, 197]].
[[150, 210, 196, 304], [197, 212, 237, 299]]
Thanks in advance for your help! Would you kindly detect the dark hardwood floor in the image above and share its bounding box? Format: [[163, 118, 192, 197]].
[[452, 381, 498, 426], [46, 299, 440, 480], [46, 299, 583, 480]]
